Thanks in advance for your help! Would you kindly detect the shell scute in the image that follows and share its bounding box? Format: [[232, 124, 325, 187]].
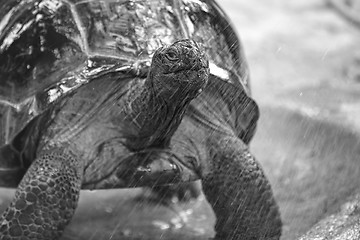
[[0, 0, 87, 145], [0, 0, 257, 180]]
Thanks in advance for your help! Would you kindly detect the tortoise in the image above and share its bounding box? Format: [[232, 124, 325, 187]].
[[0, 0, 282, 239]]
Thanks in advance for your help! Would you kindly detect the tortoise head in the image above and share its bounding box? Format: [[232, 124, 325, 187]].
[[148, 39, 209, 101]]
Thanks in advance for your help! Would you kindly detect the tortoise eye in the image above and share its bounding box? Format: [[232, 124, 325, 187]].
[[164, 50, 178, 61]]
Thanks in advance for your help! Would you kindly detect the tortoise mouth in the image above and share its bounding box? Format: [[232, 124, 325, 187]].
[[163, 64, 208, 76], [176, 67, 209, 99], [163, 67, 209, 89]]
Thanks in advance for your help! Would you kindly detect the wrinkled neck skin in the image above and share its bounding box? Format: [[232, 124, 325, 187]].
[[123, 74, 192, 151]]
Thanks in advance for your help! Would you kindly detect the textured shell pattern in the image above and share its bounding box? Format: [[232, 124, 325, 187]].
[[0, 0, 249, 146]]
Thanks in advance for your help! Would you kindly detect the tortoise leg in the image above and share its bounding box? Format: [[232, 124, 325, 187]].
[[0, 150, 82, 240], [202, 135, 282, 240]]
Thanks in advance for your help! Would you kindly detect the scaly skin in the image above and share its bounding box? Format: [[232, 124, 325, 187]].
[[0, 150, 82, 239], [124, 120, 282, 240], [190, 76, 281, 239], [126, 75, 282, 239], [203, 136, 282, 240], [122, 40, 208, 149], [0, 40, 209, 239]]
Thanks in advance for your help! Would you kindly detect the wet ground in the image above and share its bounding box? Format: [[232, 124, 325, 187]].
[[1, 0, 360, 239]]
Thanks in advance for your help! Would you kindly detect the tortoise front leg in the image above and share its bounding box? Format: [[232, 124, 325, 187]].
[[0, 150, 82, 240], [202, 136, 282, 240]]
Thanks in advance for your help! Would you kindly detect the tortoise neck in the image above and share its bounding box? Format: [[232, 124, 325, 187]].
[[123, 78, 190, 150]]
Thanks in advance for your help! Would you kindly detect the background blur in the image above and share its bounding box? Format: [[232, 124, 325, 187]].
[[220, 0, 360, 115], [219, 0, 360, 239]]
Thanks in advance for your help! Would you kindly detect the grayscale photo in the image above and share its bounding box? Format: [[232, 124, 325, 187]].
[[0, 0, 359, 239]]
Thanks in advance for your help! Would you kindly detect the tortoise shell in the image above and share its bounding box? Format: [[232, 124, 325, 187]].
[[0, 0, 253, 147]]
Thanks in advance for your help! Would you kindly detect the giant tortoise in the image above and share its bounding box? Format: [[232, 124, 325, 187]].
[[0, 0, 282, 239]]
